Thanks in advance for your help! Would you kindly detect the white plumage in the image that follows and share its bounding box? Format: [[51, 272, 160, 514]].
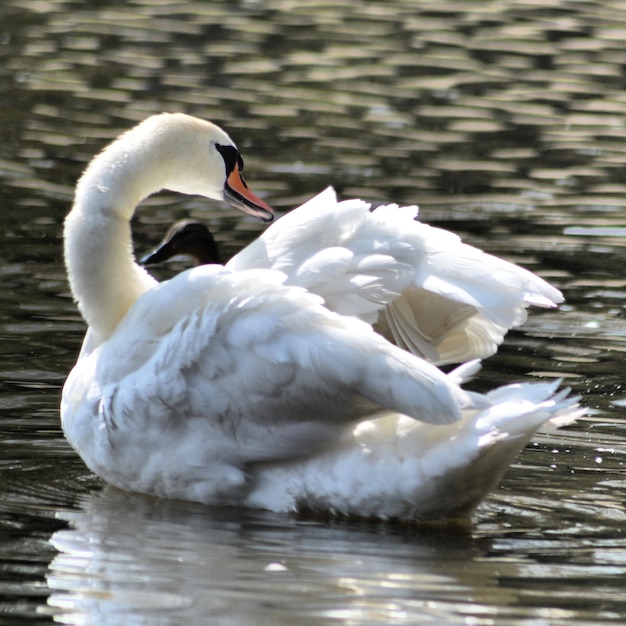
[[61, 113, 582, 521], [225, 186, 562, 365], [246, 377, 580, 520]]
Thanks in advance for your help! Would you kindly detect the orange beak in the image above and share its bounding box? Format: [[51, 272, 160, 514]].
[[223, 163, 274, 222]]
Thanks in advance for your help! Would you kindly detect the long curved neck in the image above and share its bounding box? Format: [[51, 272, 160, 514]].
[[64, 135, 159, 341]]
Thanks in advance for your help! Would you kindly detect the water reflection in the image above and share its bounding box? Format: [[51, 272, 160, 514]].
[[2, 0, 626, 622], [43, 488, 500, 625], [45, 485, 626, 625]]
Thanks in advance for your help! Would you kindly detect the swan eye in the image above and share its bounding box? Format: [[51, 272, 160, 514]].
[[215, 144, 245, 174]]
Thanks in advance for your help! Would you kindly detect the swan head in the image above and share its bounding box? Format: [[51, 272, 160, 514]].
[[148, 113, 275, 222], [79, 113, 274, 222]]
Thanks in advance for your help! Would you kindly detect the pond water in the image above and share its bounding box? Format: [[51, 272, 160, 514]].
[[1, 0, 626, 623]]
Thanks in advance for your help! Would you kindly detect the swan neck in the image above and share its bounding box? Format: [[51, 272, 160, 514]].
[[64, 143, 158, 341]]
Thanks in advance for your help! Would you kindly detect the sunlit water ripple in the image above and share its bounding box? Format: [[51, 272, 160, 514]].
[[1, 0, 626, 624]]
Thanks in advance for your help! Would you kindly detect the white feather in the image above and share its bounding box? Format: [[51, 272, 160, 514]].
[[227, 187, 562, 365], [245, 380, 583, 520]]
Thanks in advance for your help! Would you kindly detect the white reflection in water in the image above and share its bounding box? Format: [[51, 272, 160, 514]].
[[46, 487, 520, 625], [46, 481, 626, 625]]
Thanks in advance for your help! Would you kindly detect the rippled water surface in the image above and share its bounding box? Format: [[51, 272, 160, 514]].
[[1, 0, 626, 624]]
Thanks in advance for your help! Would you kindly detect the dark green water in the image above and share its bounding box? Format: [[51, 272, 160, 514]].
[[1, 0, 626, 623]]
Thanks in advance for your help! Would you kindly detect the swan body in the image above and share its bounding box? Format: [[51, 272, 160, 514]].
[[62, 113, 581, 521]]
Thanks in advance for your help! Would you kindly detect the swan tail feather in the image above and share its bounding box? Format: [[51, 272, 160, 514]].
[[246, 380, 582, 520]]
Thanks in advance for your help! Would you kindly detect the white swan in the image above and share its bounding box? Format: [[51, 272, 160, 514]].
[[142, 187, 563, 366], [62, 113, 582, 521]]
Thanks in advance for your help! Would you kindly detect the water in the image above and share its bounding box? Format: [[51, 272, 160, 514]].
[[1, 0, 626, 623]]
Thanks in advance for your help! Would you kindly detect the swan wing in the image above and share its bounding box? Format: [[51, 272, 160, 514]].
[[372, 209, 563, 365], [227, 188, 562, 365], [63, 266, 470, 474]]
